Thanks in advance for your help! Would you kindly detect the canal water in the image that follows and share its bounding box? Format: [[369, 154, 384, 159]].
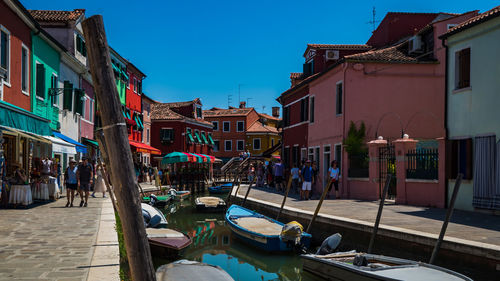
[[153, 192, 320, 281]]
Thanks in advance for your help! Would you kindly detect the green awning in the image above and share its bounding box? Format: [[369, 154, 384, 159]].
[[135, 115, 143, 130], [194, 132, 201, 143], [186, 133, 194, 142], [208, 134, 215, 145], [201, 133, 208, 144], [112, 63, 120, 73], [0, 101, 51, 136], [82, 138, 99, 147], [121, 69, 129, 81], [125, 110, 131, 119], [122, 110, 127, 119]]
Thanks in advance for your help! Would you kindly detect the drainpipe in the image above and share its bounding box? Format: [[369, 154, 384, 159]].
[[342, 62, 348, 197], [441, 38, 449, 208]]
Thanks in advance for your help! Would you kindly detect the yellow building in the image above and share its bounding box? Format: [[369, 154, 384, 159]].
[[246, 114, 280, 157]]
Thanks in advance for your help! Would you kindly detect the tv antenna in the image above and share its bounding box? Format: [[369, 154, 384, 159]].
[[366, 7, 380, 32], [228, 94, 233, 108], [246, 97, 252, 107]]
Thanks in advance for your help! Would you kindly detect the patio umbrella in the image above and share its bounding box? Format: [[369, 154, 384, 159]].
[[198, 154, 215, 163], [162, 152, 196, 164], [187, 153, 204, 163]]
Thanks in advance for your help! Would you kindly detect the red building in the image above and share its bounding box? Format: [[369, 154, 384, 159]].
[[125, 62, 146, 142], [203, 102, 260, 161], [151, 99, 214, 158], [0, 0, 33, 110]]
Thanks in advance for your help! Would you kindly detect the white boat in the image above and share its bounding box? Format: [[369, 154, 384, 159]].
[[301, 251, 472, 281], [142, 203, 168, 228], [156, 260, 234, 281]]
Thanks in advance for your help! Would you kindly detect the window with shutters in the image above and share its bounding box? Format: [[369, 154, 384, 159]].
[[75, 33, 86, 57], [309, 96, 315, 123], [35, 63, 45, 99], [449, 139, 473, 180], [21, 45, 29, 95], [283, 106, 290, 127], [74, 89, 84, 115], [336, 82, 343, 115], [455, 48, 470, 90], [300, 98, 309, 122], [50, 74, 58, 106], [0, 26, 10, 84], [63, 81, 73, 110], [133, 78, 137, 93]]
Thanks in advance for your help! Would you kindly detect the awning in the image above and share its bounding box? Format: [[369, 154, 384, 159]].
[[162, 152, 196, 164], [112, 62, 120, 74], [53, 131, 87, 154], [208, 134, 215, 145], [186, 132, 194, 143], [198, 153, 215, 163], [129, 140, 161, 155], [0, 125, 50, 144], [194, 132, 201, 143], [135, 115, 143, 130], [82, 137, 99, 147], [201, 133, 208, 144], [0, 101, 51, 136], [45, 136, 77, 154], [121, 69, 129, 81]]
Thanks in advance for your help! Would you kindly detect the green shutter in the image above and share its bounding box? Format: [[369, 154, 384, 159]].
[[36, 64, 45, 99], [82, 41, 87, 57], [74, 88, 84, 115], [208, 134, 215, 145], [201, 133, 208, 144], [63, 81, 73, 110]]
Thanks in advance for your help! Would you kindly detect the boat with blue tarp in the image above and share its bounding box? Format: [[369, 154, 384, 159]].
[[208, 183, 233, 194]]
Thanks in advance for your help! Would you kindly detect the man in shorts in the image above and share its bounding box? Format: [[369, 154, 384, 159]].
[[301, 160, 313, 200], [64, 160, 78, 207], [273, 159, 284, 192], [77, 157, 93, 207]]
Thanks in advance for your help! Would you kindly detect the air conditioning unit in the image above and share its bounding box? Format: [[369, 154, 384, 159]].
[[408, 35, 423, 54], [325, 50, 339, 61]]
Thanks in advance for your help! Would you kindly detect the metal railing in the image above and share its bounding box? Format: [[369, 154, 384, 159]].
[[406, 149, 438, 180]]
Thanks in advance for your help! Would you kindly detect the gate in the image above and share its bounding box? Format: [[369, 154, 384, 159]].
[[378, 144, 396, 199]]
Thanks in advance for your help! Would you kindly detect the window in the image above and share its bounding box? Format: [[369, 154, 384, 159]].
[[336, 82, 343, 115], [271, 138, 275, 147], [237, 140, 244, 151], [81, 95, 86, 118], [21, 45, 29, 94], [146, 128, 150, 143], [455, 48, 470, 90], [138, 81, 142, 94], [75, 33, 86, 57], [126, 72, 130, 89], [35, 63, 45, 99], [334, 144, 342, 173], [212, 121, 218, 131], [160, 128, 174, 142], [63, 80, 73, 110], [301, 148, 307, 162], [1, 27, 10, 84], [89, 99, 94, 122], [225, 140, 232, 151], [308, 147, 314, 161], [315, 147, 320, 167], [194, 129, 200, 143], [449, 139, 473, 180], [196, 106, 202, 118], [50, 74, 58, 106], [283, 106, 290, 127], [237, 121, 244, 132], [309, 96, 314, 122], [133, 78, 138, 93], [213, 140, 220, 152], [223, 121, 230, 132], [253, 138, 261, 150], [300, 98, 309, 122], [292, 146, 299, 166], [74, 89, 84, 115], [283, 147, 290, 168]]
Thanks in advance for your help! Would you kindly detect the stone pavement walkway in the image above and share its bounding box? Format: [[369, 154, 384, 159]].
[[235, 185, 500, 247], [0, 196, 118, 281]]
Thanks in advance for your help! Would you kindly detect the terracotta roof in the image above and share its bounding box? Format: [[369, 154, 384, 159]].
[[162, 98, 201, 108], [258, 113, 280, 121], [203, 108, 254, 117], [151, 103, 212, 126], [440, 5, 500, 39], [290, 73, 302, 79], [303, 44, 372, 57], [29, 9, 85, 22], [247, 122, 279, 134], [344, 42, 434, 64]]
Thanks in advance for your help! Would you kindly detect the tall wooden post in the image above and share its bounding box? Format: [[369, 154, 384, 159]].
[[82, 16, 156, 281], [276, 175, 293, 220], [306, 178, 333, 233], [367, 174, 392, 254]]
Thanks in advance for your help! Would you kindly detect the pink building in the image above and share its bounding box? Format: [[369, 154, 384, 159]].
[[80, 76, 97, 158], [283, 11, 478, 208]]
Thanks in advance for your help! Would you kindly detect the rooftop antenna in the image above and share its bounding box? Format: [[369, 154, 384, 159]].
[[366, 6, 380, 32], [246, 97, 252, 107], [228, 94, 233, 108]]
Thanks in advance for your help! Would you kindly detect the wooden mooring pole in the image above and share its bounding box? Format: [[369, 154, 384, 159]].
[[242, 176, 257, 207], [276, 175, 293, 220], [367, 173, 392, 254], [306, 178, 333, 233], [429, 173, 463, 264], [227, 174, 240, 204], [82, 15, 156, 281]]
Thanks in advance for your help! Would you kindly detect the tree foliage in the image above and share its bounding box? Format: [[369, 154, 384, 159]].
[[344, 121, 367, 155]]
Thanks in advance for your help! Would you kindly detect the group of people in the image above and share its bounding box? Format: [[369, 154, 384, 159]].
[[239, 151, 251, 160], [64, 157, 107, 208]]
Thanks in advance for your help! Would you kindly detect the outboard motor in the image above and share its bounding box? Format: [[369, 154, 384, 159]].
[[168, 188, 177, 198], [149, 194, 158, 206], [142, 209, 151, 228], [316, 233, 342, 255], [280, 221, 303, 247]]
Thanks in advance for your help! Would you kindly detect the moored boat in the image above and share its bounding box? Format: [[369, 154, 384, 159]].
[[156, 260, 234, 281], [142, 203, 168, 228], [301, 252, 473, 281], [168, 188, 191, 201], [208, 183, 233, 194], [225, 204, 311, 252], [146, 228, 192, 258], [142, 194, 172, 208], [195, 196, 226, 212]]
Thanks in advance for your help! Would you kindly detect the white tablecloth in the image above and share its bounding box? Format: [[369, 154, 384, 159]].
[[48, 177, 60, 199], [32, 183, 49, 200], [9, 185, 33, 205]]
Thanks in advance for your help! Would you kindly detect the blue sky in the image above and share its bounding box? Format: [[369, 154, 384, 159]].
[[22, 0, 498, 115]]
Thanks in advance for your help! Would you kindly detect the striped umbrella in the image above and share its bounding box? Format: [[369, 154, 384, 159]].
[[162, 151, 196, 164]]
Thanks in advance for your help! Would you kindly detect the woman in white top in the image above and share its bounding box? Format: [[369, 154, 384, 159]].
[[91, 163, 106, 198], [328, 160, 340, 199]]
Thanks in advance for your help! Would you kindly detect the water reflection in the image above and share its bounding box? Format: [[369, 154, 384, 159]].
[[154, 194, 319, 281]]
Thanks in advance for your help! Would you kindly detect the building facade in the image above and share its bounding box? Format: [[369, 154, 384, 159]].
[[125, 62, 145, 142], [141, 93, 155, 165]]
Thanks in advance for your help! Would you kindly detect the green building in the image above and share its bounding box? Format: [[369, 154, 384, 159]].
[[31, 31, 64, 130], [110, 47, 128, 106]]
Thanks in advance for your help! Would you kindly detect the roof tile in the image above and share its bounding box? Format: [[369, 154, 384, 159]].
[[29, 9, 85, 22], [441, 5, 500, 38]]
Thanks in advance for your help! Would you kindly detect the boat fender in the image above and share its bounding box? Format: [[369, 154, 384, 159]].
[[280, 221, 303, 245], [316, 233, 342, 255], [353, 255, 368, 267]]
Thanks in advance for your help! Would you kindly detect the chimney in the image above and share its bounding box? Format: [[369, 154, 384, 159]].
[[239, 101, 246, 108], [272, 107, 280, 118]]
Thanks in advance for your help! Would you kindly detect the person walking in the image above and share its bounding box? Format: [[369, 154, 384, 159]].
[[256, 162, 264, 187], [300, 160, 313, 200], [273, 159, 284, 192], [310, 161, 319, 199], [248, 164, 255, 183], [290, 163, 300, 194], [91, 163, 106, 198], [328, 160, 340, 199], [77, 157, 93, 207], [64, 160, 78, 207]]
